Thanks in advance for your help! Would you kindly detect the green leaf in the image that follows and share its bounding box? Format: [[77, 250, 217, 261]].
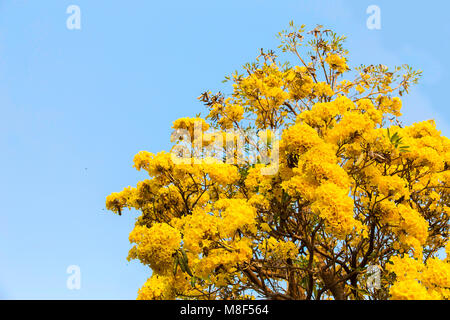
[[173, 257, 179, 275], [179, 257, 187, 273], [180, 249, 193, 277], [190, 276, 197, 287]]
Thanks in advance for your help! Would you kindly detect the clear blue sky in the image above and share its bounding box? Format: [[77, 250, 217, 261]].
[[0, 0, 448, 299]]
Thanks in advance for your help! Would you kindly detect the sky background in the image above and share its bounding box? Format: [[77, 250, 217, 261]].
[[0, 0, 449, 299]]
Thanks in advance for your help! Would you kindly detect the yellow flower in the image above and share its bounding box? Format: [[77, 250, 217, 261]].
[[325, 53, 348, 73]]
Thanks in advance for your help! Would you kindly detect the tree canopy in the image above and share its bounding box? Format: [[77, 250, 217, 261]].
[[106, 23, 450, 300]]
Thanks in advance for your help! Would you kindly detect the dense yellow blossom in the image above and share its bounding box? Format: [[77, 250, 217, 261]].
[[312, 81, 334, 97], [386, 254, 450, 300], [325, 53, 348, 74], [128, 223, 181, 274]]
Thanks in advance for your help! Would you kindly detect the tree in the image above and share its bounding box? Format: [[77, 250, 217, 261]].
[[106, 23, 450, 300]]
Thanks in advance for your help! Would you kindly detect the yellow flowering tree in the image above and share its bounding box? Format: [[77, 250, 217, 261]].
[[106, 23, 450, 300]]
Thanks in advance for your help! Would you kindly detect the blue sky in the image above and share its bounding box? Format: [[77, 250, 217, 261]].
[[0, 0, 448, 299]]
